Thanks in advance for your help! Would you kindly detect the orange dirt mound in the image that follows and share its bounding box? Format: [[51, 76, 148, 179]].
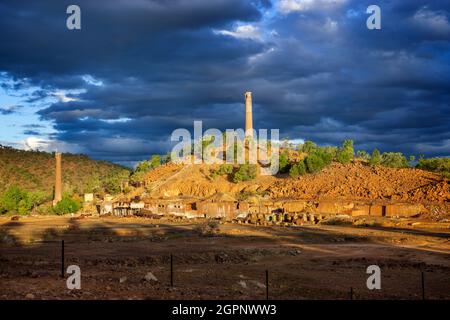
[[140, 162, 449, 205], [269, 162, 448, 203]]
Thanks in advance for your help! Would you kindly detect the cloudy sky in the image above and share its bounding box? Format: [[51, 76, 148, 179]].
[[0, 0, 449, 167]]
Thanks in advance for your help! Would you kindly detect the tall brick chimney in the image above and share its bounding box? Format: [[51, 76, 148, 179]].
[[245, 91, 253, 137], [53, 152, 62, 206]]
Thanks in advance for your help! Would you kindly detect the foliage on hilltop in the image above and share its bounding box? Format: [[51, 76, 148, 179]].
[[416, 157, 450, 178], [0, 145, 131, 214]]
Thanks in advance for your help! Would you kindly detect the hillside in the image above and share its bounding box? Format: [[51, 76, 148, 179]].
[[0, 146, 131, 198], [140, 161, 449, 205]]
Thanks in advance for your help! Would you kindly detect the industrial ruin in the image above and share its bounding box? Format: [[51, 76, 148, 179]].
[[87, 92, 427, 225]]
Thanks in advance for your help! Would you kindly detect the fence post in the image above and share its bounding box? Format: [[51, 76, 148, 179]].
[[170, 254, 174, 287], [61, 240, 65, 278], [350, 287, 353, 300], [421, 272, 425, 300]]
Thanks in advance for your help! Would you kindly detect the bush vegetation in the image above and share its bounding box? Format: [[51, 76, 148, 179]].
[[284, 139, 448, 179], [380, 152, 409, 168], [209, 164, 233, 180], [279, 152, 290, 173], [0, 146, 130, 215], [0, 146, 130, 197], [233, 164, 257, 182], [416, 157, 450, 178], [194, 220, 220, 237], [369, 149, 381, 165], [336, 139, 354, 164], [289, 160, 306, 177], [0, 186, 48, 215], [52, 195, 82, 215]]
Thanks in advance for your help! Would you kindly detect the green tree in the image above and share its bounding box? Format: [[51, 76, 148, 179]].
[[135, 154, 162, 173], [201, 136, 215, 160], [305, 154, 325, 173], [336, 139, 354, 164], [356, 150, 369, 161], [416, 157, 450, 178], [369, 149, 381, 166], [289, 160, 306, 177], [102, 176, 122, 194], [26, 191, 47, 213], [18, 198, 31, 215], [0, 187, 46, 215], [52, 195, 81, 215], [149, 154, 161, 169], [299, 141, 318, 154], [313, 148, 334, 165], [381, 152, 409, 168], [233, 164, 257, 182], [210, 164, 233, 180], [279, 152, 290, 173], [0, 186, 26, 213], [136, 160, 151, 173]]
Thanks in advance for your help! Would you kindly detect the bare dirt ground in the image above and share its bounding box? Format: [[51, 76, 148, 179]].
[[0, 215, 449, 300]]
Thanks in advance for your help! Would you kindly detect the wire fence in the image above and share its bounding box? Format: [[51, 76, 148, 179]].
[[2, 239, 444, 300]]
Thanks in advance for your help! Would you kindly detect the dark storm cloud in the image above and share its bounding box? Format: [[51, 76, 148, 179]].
[[23, 129, 41, 136], [0, 0, 449, 165], [23, 124, 45, 129], [0, 105, 22, 115]]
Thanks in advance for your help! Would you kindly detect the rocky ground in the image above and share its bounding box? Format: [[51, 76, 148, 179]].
[[138, 162, 450, 219], [1, 215, 449, 300]]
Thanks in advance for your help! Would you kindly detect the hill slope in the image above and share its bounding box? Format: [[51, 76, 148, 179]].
[[0, 146, 131, 197], [141, 162, 449, 204]]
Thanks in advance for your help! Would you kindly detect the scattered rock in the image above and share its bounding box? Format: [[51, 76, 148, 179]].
[[2, 235, 16, 245], [119, 276, 127, 284], [215, 252, 229, 263], [11, 216, 19, 221], [250, 280, 266, 289], [288, 249, 301, 256], [143, 272, 158, 282], [238, 280, 247, 289], [25, 293, 35, 299]]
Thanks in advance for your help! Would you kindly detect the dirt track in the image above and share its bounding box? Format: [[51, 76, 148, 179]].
[[0, 216, 449, 300]]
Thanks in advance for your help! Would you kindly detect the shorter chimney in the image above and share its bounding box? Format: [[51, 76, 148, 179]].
[[53, 152, 62, 206]]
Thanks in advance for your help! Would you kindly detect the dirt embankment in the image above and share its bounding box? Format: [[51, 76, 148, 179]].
[[142, 162, 449, 206], [269, 162, 449, 203], [144, 163, 276, 198]]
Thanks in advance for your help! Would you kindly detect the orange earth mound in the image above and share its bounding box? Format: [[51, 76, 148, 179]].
[[139, 161, 449, 207]]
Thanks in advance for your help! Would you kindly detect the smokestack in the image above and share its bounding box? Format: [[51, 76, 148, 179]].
[[53, 152, 62, 206], [245, 91, 253, 137]]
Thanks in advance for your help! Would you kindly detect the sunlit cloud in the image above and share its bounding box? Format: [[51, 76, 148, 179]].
[[214, 24, 262, 40], [413, 6, 450, 34], [277, 0, 347, 14]]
